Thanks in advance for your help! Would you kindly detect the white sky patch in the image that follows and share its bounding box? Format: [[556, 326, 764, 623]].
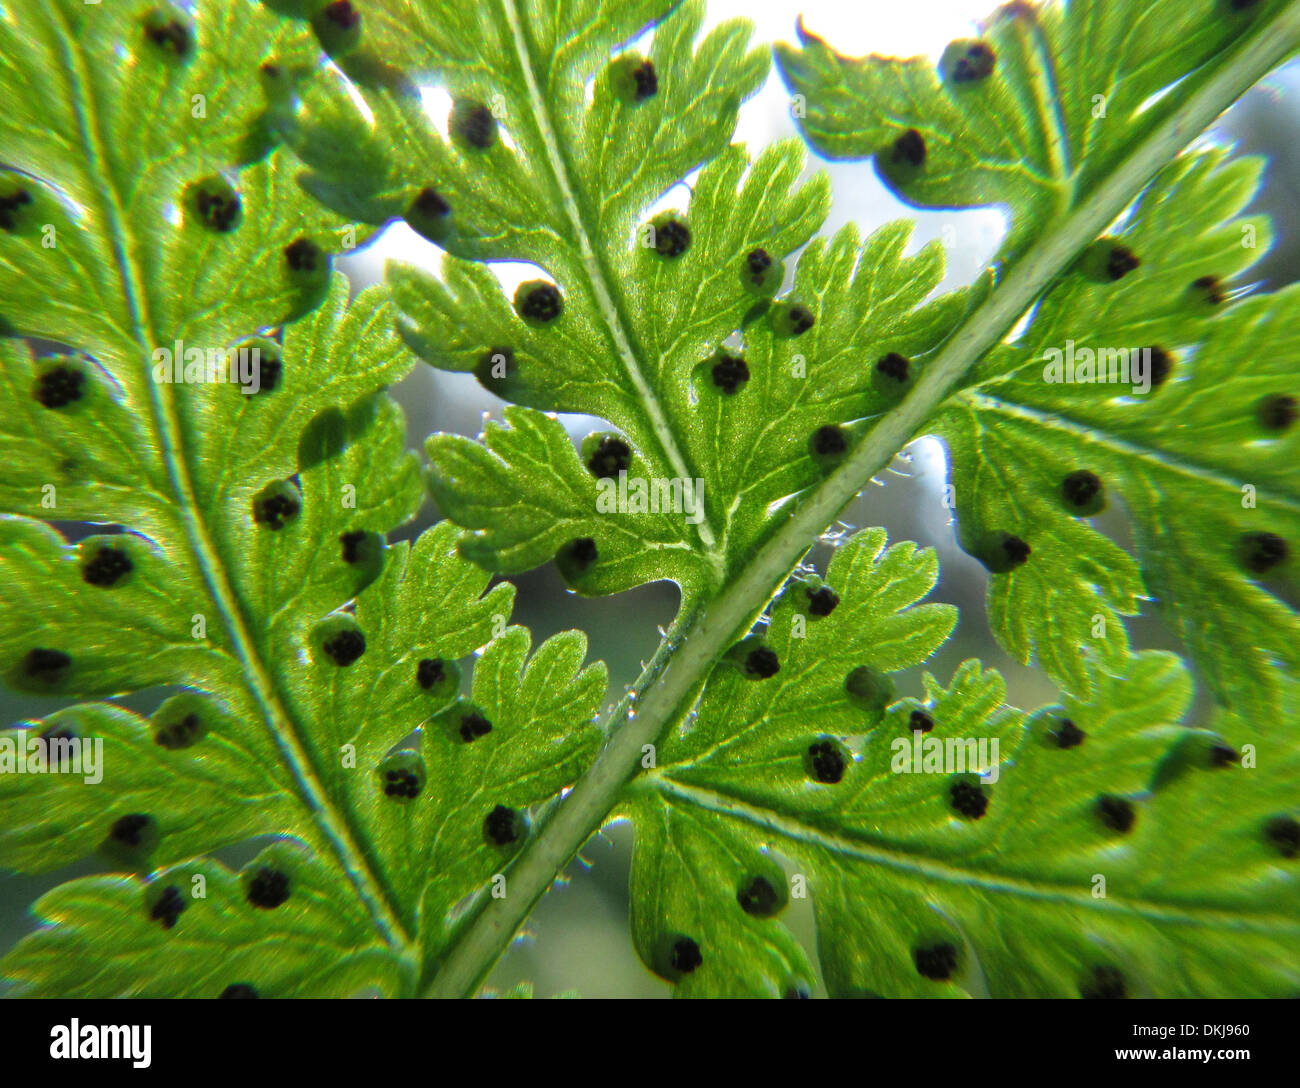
[[418, 85, 454, 139], [333, 59, 375, 126]]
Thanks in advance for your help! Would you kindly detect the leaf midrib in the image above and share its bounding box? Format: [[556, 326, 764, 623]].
[[951, 389, 1300, 511], [48, 5, 414, 961], [496, 0, 726, 585], [642, 775, 1299, 932]]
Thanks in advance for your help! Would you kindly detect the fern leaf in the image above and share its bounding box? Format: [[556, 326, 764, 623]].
[[774, 1, 1300, 713], [936, 150, 1299, 714], [775, 0, 1295, 263], [0, 0, 605, 997], [278, 0, 978, 605], [623, 529, 1300, 997]]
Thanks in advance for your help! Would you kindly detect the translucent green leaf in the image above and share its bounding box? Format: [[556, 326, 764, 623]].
[[936, 150, 1298, 714], [776, 0, 1295, 263], [623, 529, 1300, 997], [280, 0, 977, 607], [0, 0, 606, 997]]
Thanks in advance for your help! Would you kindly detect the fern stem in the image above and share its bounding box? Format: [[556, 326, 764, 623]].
[[426, 3, 1300, 997]]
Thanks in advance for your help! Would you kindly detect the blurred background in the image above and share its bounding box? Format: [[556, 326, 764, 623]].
[[3, 0, 1299, 997]]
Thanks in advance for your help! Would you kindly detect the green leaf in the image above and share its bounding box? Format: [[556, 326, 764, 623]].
[[623, 529, 1300, 997], [775, 0, 1296, 263], [0, 0, 606, 997], [936, 149, 1299, 715], [282, 0, 979, 607]]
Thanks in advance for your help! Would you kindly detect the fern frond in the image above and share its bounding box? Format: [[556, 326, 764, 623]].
[[936, 150, 1299, 714], [278, 0, 980, 605], [0, 0, 605, 997], [623, 529, 1300, 997]]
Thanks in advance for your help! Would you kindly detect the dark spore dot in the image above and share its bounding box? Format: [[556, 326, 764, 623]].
[[284, 238, 322, 273], [1096, 794, 1137, 834], [484, 804, 522, 845], [323, 0, 360, 30], [876, 352, 910, 382], [1192, 274, 1225, 305], [745, 248, 772, 284], [35, 365, 85, 408], [195, 185, 241, 232], [909, 709, 934, 733], [322, 628, 365, 667], [82, 545, 133, 587], [1264, 816, 1300, 859], [1052, 717, 1086, 749], [587, 435, 632, 478], [1144, 346, 1173, 387], [150, 885, 186, 929], [519, 282, 563, 323], [737, 875, 780, 917], [1105, 244, 1140, 281], [413, 186, 450, 219], [416, 657, 446, 690], [143, 13, 193, 58], [807, 740, 846, 784], [220, 984, 259, 999], [452, 100, 498, 149], [978, 531, 1031, 573], [892, 129, 926, 167], [1061, 470, 1103, 513], [913, 942, 958, 980], [555, 536, 599, 585], [1257, 394, 1298, 433], [950, 780, 988, 819], [339, 530, 367, 564], [22, 648, 71, 684], [110, 813, 154, 848], [459, 711, 492, 742], [952, 42, 996, 82], [0, 187, 33, 231], [384, 769, 422, 799], [711, 353, 749, 394], [1080, 965, 1127, 999], [654, 218, 691, 259], [845, 665, 893, 714], [1209, 743, 1239, 768], [155, 711, 203, 750], [806, 585, 839, 616], [670, 937, 702, 974], [255, 353, 281, 393], [811, 425, 847, 457], [744, 647, 780, 679], [246, 867, 291, 909], [1239, 531, 1287, 574], [1000, 535, 1031, 568], [783, 986, 812, 999], [631, 60, 658, 100], [39, 724, 77, 771], [252, 488, 299, 530], [570, 537, 598, 568], [786, 304, 815, 334]]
